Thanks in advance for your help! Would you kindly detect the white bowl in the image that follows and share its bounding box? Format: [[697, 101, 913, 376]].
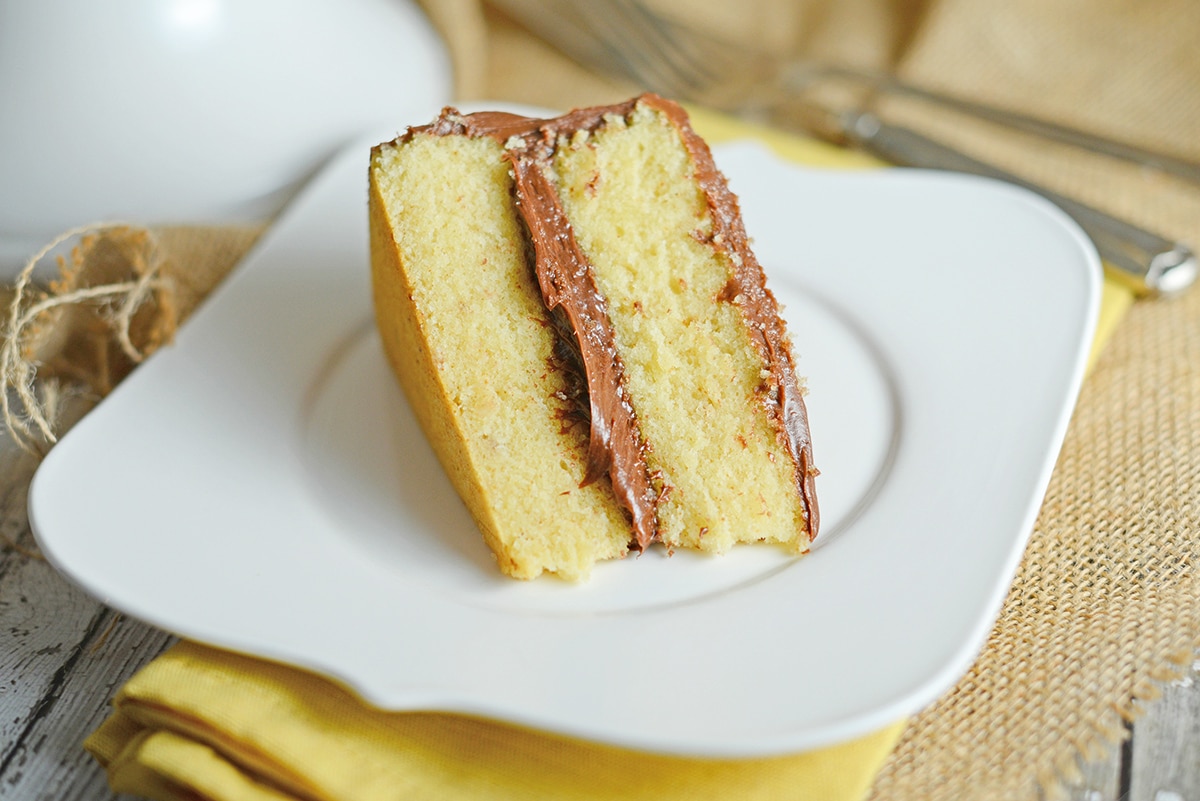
[[0, 0, 452, 274]]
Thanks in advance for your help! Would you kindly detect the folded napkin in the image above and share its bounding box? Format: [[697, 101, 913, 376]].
[[85, 642, 905, 801]]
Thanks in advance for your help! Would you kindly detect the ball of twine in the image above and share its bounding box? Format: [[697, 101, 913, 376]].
[[1, 223, 169, 456], [0, 223, 177, 558]]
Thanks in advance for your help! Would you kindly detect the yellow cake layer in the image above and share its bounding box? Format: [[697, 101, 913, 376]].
[[552, 104, 809, 553], [369, 132, 631, 581]]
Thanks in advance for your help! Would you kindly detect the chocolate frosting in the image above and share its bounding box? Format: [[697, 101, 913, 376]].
[[508, 140, 661, 550], [399, 94, 818, 545]]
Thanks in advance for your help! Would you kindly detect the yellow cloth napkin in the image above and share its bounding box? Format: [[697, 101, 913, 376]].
[[85, 642, 905, 801], [81, 109, 1132, 801]]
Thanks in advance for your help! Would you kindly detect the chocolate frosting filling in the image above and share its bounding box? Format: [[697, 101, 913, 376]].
[[508, 145, 661, 550], [401, 94, 818, 546]]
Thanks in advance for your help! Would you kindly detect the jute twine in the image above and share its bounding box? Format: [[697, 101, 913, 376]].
[[0, 224, 261, 556], [0, 224, 168, 557], [1, 224, 169, 456]]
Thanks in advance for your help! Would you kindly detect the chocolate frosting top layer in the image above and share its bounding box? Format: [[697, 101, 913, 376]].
[[402, 94, 818, 545]]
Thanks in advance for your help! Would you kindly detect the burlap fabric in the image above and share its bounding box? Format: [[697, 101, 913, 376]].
[[5, 1, 1198, 799]]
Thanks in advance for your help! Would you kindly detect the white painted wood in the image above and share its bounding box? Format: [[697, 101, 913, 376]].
[[0, 549, 106, 764], [1065, 737, 1126, 801], [1129, 659, 1200, 801], [1, 606, 173, 801], [0, 516, 176, 799]]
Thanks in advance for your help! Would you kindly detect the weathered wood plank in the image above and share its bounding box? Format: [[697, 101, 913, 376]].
[[0, 550, 107, 766], [1, 606, 174, 801], [1064, 732, 1126, 801], [1128, 657, 1200, 801], [0, 511, 176, 800], [0, 458, 173, 800]]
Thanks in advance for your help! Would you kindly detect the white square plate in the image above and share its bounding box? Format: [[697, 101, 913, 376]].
[[31, 114, 1099, 756]]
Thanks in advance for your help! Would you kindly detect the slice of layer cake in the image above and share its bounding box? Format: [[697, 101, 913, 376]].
[[369, 94, 818, 581]]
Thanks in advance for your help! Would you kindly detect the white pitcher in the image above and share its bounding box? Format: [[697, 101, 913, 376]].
[[0, 0, 452, 273]]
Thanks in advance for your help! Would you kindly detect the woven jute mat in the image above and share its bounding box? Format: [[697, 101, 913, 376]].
[[4, 0, 1198, 799]]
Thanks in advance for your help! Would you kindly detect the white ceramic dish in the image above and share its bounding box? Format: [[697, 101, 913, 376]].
[[30, 125, 1100, 756], [0, 0, 450, 274]]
